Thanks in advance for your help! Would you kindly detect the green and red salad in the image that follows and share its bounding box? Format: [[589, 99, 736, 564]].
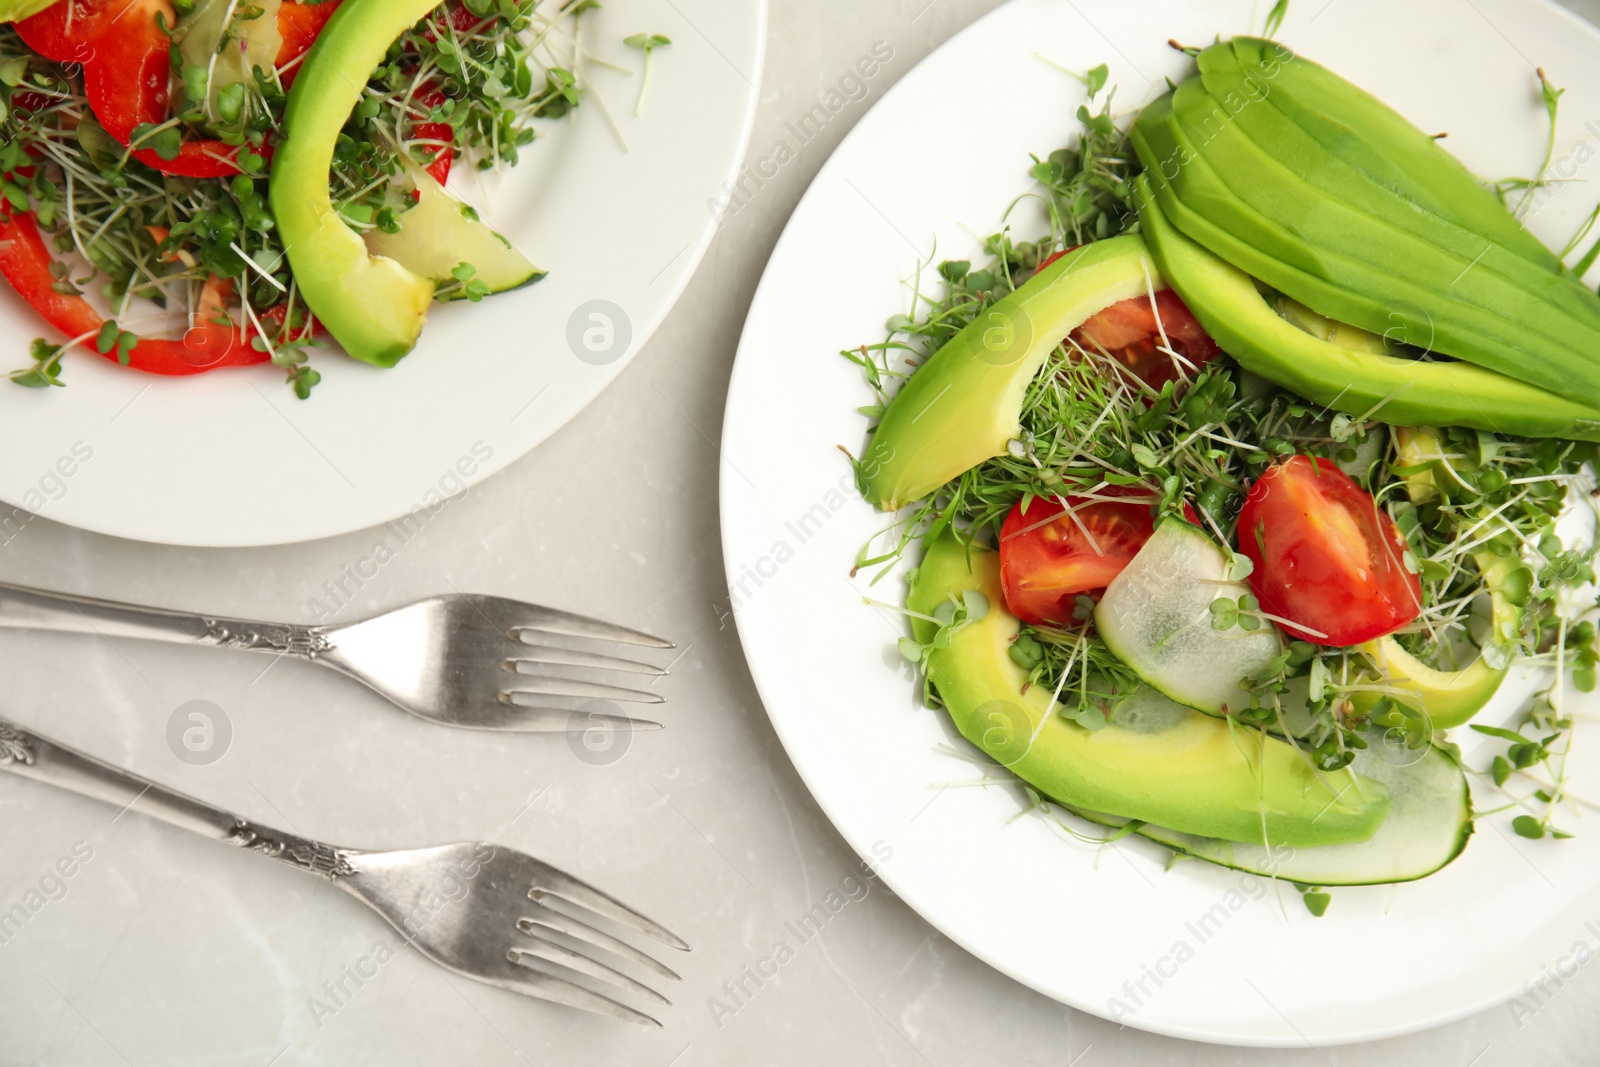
[[0, 0, 637, 396], [848, 23, 1600, 905]]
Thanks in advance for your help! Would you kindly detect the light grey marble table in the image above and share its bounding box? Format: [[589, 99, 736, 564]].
[[3, 1, 1600, 1064]]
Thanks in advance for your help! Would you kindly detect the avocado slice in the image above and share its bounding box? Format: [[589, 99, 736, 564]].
[[1136, 99, 1477, 378], [1357, 637, 1506, 730], [859, 236, 1158, 510], [1342, 430, 1532, 729], [1077, 736, 1471, 886], [270, 0, 441, 367], [1135, 173, 1600, 441], [908, 533, 1391, 848], [1139, 88, 1600, 404], [1392, 426, 1448, 504], [1166, 76, 1600, 340], [1355, 561, 1515, 731], [1215, 37, 1559, 272], [0, 0, 61, 21], [1274, 295, 1395, 357]]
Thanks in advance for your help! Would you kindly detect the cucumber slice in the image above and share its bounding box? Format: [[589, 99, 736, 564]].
[[364, 169, 545, 300], [1082, 730, 1471, 886], [1094, 517, 1280, 715], [1334, 424, 1388, 490], [176, 0, 284, 119]]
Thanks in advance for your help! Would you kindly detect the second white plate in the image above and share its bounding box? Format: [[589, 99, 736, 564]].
[[723, 0, 1600, 1046], [0, 0, 764, 547]]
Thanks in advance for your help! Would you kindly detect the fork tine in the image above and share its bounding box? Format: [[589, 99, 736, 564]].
[[500, 955, 663, 1027], [509, 609, 673, 650], [517, 911, 682, 982], [511, 933, 671, 1006], [459, 703, 664, 733], [503, 678, 666, 705], [529, 869, 690, 951], [507, 648, 668, 677]]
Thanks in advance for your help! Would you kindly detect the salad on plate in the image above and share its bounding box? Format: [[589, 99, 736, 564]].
[[847, 21, 1600, 909], [0, 0, 630, 396]]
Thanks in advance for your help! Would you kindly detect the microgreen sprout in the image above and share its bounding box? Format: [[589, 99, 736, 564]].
[[1262, 0, 1292, 40], [623, 32, 671, 117], [1295, 883, 1331, 917], [1494, 67, 1573, 222], [8, 339, 66, 388], [897, 589, 988, 668]]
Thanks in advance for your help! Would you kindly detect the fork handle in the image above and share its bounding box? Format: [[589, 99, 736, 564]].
[[0, 717, 355, 880], [0, 581, 333, 659]]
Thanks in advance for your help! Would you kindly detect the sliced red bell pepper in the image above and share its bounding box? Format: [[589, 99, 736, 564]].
[[0, 206, 274, 375], [424, 2, 492, 39], [412, 84, 455, 187], [0, 210, 101, 342], [410, 2, 500, 188], [16, 0, 247, 179], [9, 0, 94, 63], [275, 0, 343, 86]]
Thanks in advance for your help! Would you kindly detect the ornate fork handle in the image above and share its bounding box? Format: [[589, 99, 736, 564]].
[[0, 719, 354, 881], [0, 582, 333, 659]]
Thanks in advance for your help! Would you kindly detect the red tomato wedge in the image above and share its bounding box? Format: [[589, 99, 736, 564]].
[[1071, 288, 1220, 390], [1236, 455, 1421, 646], [999, 486, 1168, 626], [16, 0, 247, 178]]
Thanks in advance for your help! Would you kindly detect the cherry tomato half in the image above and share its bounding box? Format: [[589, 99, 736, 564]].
[[1072, 288, 1219, 390], [999, 486, 1166, 626], [1236, 455, 1421, 646]]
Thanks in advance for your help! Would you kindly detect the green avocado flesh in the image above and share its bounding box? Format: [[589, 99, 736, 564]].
[[1078, 738, 1471, 886], [271, 0, 442, 367], [1357, 638, 1504, 730], [1344, 433, 1528, 730], [0, 0, 60, 21], [907, 534, 1391, 848], [1159, 78, 1600, 352], [1132, 40, 1600, 407], [1138, 175, 1600, 441], [859, 236, 1158, 511], [1201, 38, 1558, 270]]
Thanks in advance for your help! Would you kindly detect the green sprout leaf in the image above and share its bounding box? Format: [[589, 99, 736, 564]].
[[1083, 63, 1109, 99], [624, 31, 673, 116], [1263, 0, 1291, 39], [1491, 755, 1512, 787], [8, 338, 66, 389]]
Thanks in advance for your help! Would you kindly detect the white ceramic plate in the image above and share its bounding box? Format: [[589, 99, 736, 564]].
[[0, 0, 763, 547], [723, 0, 1600, 1046]]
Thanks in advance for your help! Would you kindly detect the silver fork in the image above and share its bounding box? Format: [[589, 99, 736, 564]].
[[0, 582, 672, 732], [0, 718, 687, 1026]]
